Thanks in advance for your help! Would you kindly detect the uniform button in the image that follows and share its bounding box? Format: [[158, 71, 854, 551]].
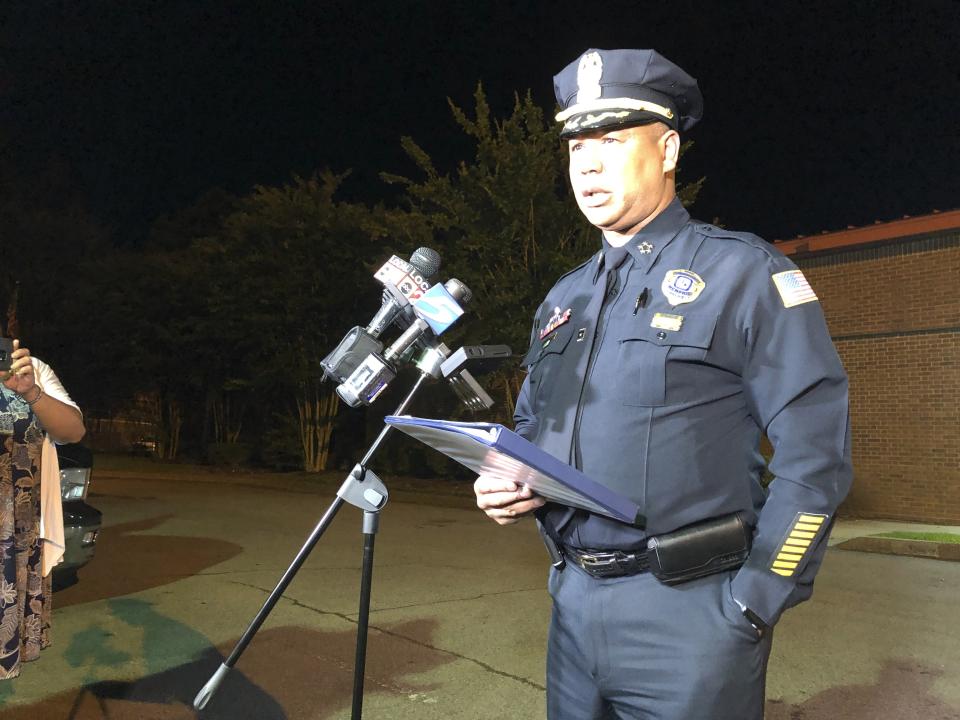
[[656, 331, 667, 340]]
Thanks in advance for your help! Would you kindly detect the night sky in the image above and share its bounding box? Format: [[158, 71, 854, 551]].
[[3, 0, 957, 243]]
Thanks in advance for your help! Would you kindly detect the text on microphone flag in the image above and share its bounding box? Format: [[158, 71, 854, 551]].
[[413, 284, 465, 335], [374, 256, 431, 301]]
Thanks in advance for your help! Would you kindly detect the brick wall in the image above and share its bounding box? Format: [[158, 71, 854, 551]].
[[791, 232, 960, 523]]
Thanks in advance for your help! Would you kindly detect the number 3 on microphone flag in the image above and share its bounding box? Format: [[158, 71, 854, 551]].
[[413, 284, 465, 335]]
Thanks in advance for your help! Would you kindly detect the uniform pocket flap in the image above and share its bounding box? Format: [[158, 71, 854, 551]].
[[522, 324, 575, 367], [619, 313, 719, 349]]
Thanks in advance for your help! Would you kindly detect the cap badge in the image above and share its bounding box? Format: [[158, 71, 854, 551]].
[[575, 51, 603, 104], [638, 241, 654, 255], [661, 269, 705, 306], [539, 306, 572, 340]]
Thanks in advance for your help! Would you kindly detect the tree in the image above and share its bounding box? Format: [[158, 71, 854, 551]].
[[56, 172, 382, 469], [203, 172, 382, 471], [0, 152, 110, 360], [61, 247, 209, 459]]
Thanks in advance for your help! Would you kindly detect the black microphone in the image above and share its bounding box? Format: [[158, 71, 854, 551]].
[[320, 247, 441, 384], [336, 278, 472, 407], [438, 344, 512, 410], [384, 279, 473, 362], [366, 247, 441, 338]]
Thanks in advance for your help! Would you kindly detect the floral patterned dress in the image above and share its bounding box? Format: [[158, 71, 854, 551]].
[[0, 386, 50, 679]]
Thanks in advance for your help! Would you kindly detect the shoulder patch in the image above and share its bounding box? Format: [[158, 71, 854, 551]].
[[771, 269, 818, 307]]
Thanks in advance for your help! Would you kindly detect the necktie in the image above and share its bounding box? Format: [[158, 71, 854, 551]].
[[539, 244, 632, 540], [569, 245, 629, 467], [601, 246, 629, 289]]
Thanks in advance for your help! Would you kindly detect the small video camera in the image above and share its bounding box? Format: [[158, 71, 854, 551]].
[[0, 337, 13, 371]]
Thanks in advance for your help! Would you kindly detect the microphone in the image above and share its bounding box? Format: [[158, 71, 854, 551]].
[[366, 248, 441, 338], [441, 344, 511, 411], [320, 247, 440, 384], [336, 279, 472, 407], [384, 279, 472, 362]]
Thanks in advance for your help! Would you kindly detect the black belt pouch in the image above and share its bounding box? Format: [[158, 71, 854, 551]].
[[646, 512, 752, 586]]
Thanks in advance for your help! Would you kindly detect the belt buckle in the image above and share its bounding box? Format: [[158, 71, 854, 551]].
[[578, 551, 621, 578]]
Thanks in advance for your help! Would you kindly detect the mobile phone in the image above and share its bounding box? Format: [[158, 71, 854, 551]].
[[0, 337, 12, 371]]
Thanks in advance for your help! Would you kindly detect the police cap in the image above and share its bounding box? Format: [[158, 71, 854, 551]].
[[553, 48, 703, 138]]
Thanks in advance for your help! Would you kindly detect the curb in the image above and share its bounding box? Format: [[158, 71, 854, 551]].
[[835, 536, 960, 561]]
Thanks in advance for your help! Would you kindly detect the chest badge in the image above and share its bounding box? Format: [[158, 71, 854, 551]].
[[539, 306, 572, 340], [661, 269, 705, 306], [638, 241, 654, 254]]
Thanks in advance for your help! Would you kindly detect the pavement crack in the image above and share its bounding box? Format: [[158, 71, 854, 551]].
[[197, 565, 362, 577], [228, 580, 357, 625], [231, 580, 546, 692], [369, 585, 543, 613], [365, 621, 546, 692]]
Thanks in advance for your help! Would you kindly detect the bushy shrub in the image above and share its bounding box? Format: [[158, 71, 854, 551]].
[[207, 442, 252, 469]]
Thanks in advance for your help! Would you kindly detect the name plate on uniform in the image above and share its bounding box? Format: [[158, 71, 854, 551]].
[[651, 313, 683, 332]]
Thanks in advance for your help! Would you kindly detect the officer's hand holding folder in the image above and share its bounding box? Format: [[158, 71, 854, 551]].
[[384, 415, 643, 526]]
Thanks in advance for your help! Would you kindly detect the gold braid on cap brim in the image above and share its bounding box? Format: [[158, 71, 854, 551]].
[[555, 97, 675, 124]]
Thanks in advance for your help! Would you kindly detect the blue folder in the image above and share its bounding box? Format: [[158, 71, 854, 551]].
[[384, 415, 642, 525]]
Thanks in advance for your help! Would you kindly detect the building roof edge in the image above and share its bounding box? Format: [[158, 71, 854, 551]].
[[774, 210, 960, 256]]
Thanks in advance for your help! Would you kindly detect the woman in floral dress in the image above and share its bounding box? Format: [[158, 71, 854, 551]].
[[1, 338, 85, 679]]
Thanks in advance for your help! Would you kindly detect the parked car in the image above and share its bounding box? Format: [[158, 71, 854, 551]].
[[130, 436, 158, 456], [52, 442, 102, 590]]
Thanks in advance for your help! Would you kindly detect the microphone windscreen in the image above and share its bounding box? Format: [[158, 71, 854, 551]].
[[410, 247, 441, 279], [444, 278, 473, 304]]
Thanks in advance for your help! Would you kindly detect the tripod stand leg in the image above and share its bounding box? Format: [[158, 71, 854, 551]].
[[352, 511, 380, 720], [193, 496, 346, 710], [194, 373, 429, 713]]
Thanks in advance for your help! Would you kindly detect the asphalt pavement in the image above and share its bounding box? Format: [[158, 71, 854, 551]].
[[1, 466, 958, 719]]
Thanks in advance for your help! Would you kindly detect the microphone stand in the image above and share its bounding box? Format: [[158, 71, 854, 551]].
[[193, 372, 432, 719]]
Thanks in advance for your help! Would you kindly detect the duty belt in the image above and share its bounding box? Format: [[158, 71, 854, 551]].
[[562, 545, 650, 579]]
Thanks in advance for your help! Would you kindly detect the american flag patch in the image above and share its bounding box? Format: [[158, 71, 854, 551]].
[[771, 270, 818, 308]]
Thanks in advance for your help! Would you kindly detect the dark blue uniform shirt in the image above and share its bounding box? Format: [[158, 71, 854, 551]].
[[516, 198, 852, 625]]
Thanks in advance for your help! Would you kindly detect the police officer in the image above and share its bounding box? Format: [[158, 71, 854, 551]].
[[474, 48, 852, 720]]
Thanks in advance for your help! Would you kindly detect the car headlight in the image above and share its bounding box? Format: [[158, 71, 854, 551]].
[[60, 467, 91, 501]]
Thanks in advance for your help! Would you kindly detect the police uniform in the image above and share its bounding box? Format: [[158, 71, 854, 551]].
[[517, 49, 853, 719]]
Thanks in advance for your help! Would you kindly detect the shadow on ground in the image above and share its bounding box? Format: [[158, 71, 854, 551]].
[[2, 613, 451, 719], [55, 515, 243, 608], [766, 659, 957, 719]]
